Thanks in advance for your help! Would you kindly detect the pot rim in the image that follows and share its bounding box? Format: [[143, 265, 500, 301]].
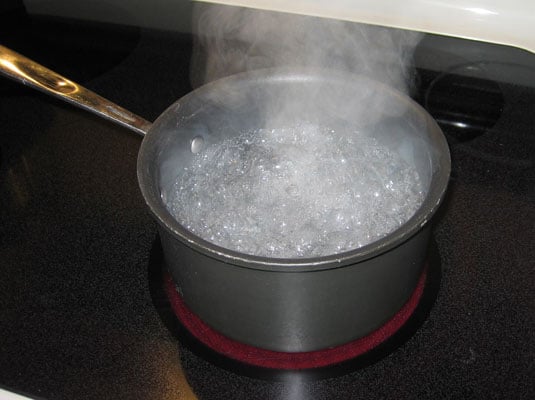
[[137, 68, 451, 272]]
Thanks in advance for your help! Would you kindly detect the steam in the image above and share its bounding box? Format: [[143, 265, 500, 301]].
[[162, 3, 432, 258], [190, 3, 422, 94]]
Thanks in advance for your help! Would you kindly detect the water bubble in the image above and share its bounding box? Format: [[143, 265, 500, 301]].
[[165, 124, 425, 258]]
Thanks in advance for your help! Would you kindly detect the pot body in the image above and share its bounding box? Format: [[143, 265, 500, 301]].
[[159, 224, 431, 352], [137, 68, 450, 352]]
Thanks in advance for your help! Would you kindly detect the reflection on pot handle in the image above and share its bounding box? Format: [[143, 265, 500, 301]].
[[0, 44, 151, 136]]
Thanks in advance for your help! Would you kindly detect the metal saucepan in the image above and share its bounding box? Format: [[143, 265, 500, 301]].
[[0, 45, 450, 352]]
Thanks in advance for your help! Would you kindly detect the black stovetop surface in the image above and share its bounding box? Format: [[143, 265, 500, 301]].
[[1, 7, 534, 400]]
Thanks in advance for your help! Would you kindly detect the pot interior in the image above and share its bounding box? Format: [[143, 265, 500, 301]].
[[137, 68, 450, 268]]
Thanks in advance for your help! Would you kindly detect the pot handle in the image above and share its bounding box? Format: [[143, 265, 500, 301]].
[[0, 44, 151, 137]]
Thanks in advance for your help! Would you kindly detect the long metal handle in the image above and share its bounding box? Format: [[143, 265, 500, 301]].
[[0, 44, 151, 136]]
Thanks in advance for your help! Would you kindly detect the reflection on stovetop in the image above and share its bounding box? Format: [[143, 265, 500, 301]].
[[0, 6, 534, 400]]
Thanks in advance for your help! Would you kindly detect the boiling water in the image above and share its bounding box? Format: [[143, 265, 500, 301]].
[[165, 124, 425, 258]]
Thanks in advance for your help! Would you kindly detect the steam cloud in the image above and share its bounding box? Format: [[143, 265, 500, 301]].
[[191, 3, 422, 94], [163, 3, 433, 258]]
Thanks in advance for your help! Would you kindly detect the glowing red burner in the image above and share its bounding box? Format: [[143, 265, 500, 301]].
[[165, 266, 427, 370]]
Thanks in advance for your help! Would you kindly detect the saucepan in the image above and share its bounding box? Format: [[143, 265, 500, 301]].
[[0, 45, 450, 352]]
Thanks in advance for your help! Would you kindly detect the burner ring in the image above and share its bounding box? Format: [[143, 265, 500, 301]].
[[148, 236, 441, 379], [165, 266, 427, 370]]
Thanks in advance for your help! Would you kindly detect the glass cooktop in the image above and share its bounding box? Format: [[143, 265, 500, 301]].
[[0, 3, 534, 399]]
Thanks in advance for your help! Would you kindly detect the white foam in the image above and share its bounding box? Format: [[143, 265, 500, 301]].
[[164, 124, 425, 258]]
